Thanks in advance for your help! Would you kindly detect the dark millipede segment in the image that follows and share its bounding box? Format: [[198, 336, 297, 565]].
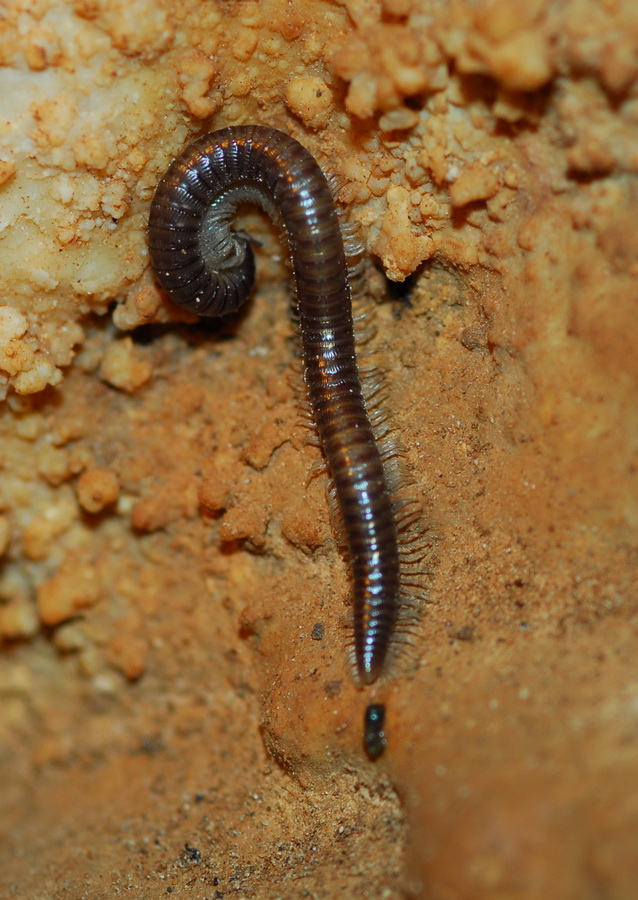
[[363, 703, 387, 760], [148, 125, 401, 685]]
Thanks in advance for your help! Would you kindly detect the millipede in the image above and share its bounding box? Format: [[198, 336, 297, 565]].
[[148, 125, 424, 743]]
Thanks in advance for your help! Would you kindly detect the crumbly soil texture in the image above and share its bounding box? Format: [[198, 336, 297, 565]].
[[1, 1, 638, 898]]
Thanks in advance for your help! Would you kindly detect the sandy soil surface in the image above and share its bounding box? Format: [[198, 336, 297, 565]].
[[1, 1, 637, 897]]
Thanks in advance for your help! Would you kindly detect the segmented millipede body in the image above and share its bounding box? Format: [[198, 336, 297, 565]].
[[148, 125, 400, 684]]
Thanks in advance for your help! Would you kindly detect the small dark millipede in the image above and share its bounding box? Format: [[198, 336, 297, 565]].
[[148, 125, 423, 753]]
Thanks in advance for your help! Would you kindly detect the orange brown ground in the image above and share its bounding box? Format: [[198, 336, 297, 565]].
[[1, 1, 637, 898]]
